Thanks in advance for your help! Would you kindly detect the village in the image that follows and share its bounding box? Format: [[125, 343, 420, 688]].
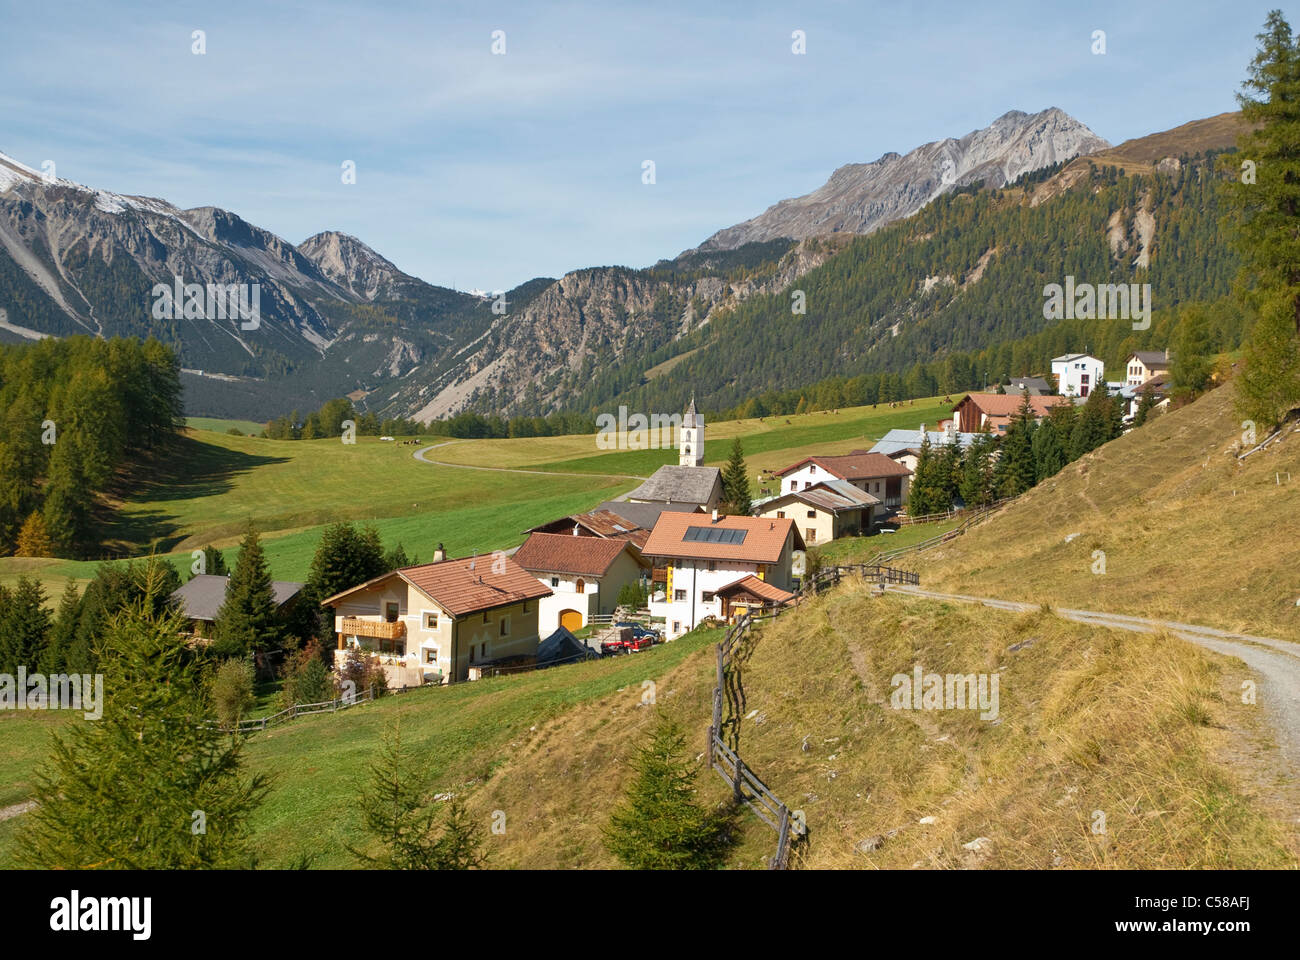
[[168, 349, 1174, 692]]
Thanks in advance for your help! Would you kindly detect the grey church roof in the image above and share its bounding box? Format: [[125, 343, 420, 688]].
[[625, 465, 721, 505]]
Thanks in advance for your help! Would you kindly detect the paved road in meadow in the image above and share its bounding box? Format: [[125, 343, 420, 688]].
[[885, 584, 1300, 784]]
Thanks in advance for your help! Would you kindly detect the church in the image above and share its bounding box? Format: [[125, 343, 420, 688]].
[[623, 397, 723, 509]]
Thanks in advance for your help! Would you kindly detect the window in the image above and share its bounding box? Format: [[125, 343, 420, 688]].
[[424, 648, 439, 665], [522, 600, 530, 613], [776, 510, 786, 519], [379, 636, 406, 656], [499, 616, 510, 637], [384, 602, 399, 623], [483, 611, 489, 623], [423, 611, 438, 630], [807, 509, 816, 518], [576, 578, 585, 594], [806, 527, 817, 543], [550, 576, 559, 587], [703, 591, 715, 603], [672, 621, 681, 633], [708, 561, 717, 571], [674, 589, 687, 601]]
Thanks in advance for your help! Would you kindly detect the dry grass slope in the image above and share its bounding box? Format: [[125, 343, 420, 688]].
[[917, 385, 1300, 641]]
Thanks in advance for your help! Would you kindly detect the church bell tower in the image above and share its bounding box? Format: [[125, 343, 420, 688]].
[[679, 394, 704, 467]]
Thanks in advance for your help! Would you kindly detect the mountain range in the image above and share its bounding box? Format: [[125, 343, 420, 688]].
[[0, 108, 1240, 422]]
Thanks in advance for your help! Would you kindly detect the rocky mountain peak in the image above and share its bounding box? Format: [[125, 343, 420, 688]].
[[693, 107, 1109, 252]]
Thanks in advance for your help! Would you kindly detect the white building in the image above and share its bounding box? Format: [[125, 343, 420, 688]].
[[1050, 353, 1105, 398], [512, 532, 649, 636], [642, 511, 804, 639]]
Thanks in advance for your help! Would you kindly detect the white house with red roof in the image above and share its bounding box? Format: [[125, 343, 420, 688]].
[[772, 451, 913, 509], [642, 511, 804, 638], [512, 531, 650, 635]]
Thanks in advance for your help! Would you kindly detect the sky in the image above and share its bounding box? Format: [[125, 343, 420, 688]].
[[0, 0, 1278, 290]]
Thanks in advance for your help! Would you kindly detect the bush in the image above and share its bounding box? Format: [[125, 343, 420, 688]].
[[279, 639, 337, 708], [338, 645, 389, 700], [210, 658, 255, 728]]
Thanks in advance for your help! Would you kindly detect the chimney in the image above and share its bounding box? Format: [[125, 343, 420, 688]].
[[572, 523, 580, 536], [711, 509, 719, 523], [433, 543, 446, 563]]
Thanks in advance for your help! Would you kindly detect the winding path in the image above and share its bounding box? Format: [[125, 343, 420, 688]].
[[884, 584, 1300, 776], [413, 441, 647, 488]]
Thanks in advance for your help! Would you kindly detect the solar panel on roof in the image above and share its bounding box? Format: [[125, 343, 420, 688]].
[[683, 525, 747, 545]]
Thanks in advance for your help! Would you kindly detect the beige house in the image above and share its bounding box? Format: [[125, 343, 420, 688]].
[[753, 480, 879, 547], [512, 532, 650, 635], [1125, 350, 1172, 387], [321, 551, 552, 686]]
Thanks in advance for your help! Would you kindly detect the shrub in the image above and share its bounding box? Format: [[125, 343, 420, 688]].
[[210, 657, 255, 728]]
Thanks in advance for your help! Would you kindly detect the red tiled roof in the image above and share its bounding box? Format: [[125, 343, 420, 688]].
[[512, 532, 644, 577], [957, 393, 1069, 418], [320, 554, 551, 617], [641, 512, 802, 563], [773, 451, 912, 481], [714, 574, 795, 605]]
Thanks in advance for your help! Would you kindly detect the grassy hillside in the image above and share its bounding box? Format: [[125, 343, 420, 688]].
[[0, 627, 738, 869], [722, 582, 1296, 868], [915, 384, 1300, 640]]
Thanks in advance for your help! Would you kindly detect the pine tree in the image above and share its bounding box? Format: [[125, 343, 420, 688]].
[[1032, 417, 1066, 482], [41, 581, 81, 674], [996, 394, 1038, 496], [720, 438, 751, 514], [18, 566, 269, 869], [13, 510, 53, 557], [1171, 306, 1214, 398], [308, 522, 388, 603], [1227, 11, 1300, 428], [349, 717, 486, 870], [907, 435, 939, 515], [212, 525, 280, 659], [0, 577, 51, 674], [197, 544, 228, 577], [602, 715, 734, 869], [1069, 389, 1114, 460], [959, 431, 995, 507], [1132, 386, 1160, 426]]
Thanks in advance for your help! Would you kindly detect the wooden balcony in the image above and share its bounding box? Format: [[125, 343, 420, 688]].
[[651, 566, 669, 584], [339, 617, 406, 640]]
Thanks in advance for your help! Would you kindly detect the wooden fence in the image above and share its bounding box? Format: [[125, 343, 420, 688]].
[[706, 562, 920, 869], [869, 499, 1014, 566], [222, 680, 429, 734]]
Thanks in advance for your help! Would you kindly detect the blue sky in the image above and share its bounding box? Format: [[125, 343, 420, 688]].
[[0, 1, 1277, 290]]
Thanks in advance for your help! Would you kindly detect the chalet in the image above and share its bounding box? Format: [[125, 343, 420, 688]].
[[643, 511, 804, 638], [1050, 353, 1105, 398], [171, 574, 304, 640], [512, 532, 650, 635], [753, 479, 879, 546], [1006, 376, 1053, 396], [950, 393, 1069, 435], [772, 451, 912, 509], [869, 423, 980, 473], [320, 550, 551, 686], [1125, 350, 1172, 387], [624, 398, 723, 509], [524, 508, 651, 549]]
